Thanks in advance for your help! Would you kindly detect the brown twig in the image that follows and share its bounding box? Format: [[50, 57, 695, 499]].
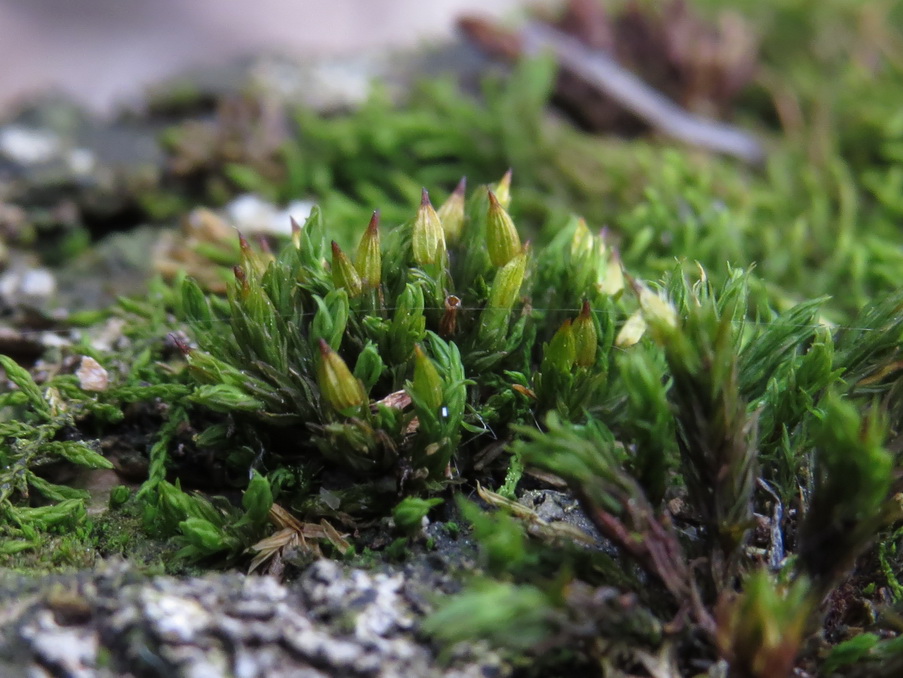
[[520, 21, 765, 164]]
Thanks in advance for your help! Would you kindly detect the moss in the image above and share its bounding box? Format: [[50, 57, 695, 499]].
[[0, 486, 194, 575], [2, 0, 903, 674]]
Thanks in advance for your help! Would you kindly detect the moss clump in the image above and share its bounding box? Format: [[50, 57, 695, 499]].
[[153, 179, 618, 523]]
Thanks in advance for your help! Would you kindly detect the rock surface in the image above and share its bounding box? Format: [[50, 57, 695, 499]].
[[0, 559, 506, 678]]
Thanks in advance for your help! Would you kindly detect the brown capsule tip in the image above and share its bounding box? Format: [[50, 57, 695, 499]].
[[445, 294, 461, 309], [233, 265, 246, 281], [511, 383, 537, 400], [318, 338, 331, 354], [453, 176, 467, 195], [259, 238, 273, 255], [331, 240, 342, 255], [290, 216, 302, 235], [367, 210, 380, 233], [502, 168, 513, 182], [238, 232, 250, 250], [561, 319, 572, 329], [487, 189, 500, 208], [169, 332, 192, 355], [421, 188, 431, 207], [413, 344, 425, 358], [580, 299, 592, 317]]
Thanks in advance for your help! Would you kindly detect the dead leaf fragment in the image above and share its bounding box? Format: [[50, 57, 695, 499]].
[[76, 356, 109, 392], [247, 504, 352, 575]]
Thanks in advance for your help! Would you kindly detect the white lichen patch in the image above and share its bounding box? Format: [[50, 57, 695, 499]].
[[141, 591, 211, 644], [20, 609, 99, 678]]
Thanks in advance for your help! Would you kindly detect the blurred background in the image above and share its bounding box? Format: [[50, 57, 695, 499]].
[[0, 0, 531, 115]]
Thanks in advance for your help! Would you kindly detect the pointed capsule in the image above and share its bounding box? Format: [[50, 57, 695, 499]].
[[169, 332, 193, 356], [237, 232, 274, 273], [634, 279, 678, 332], [238, 232, 253, 259], [317, 338, 366, 412], [355, 211, 381, 288], [290, 216, 303, 249], [545, 319, 576, 372], [412, 344, 444, 411], [573, 300, 598, 367], [412, 189, 446, 266], [600, 248, 625, 296], [615, 310, 647, 348], [570, 218, 594, 259], [233, 265, 250, 299], [487, 246, 528, 310], [477, 246, 527, 344], [331, 241, 363, 296], [487, 190, 521, 267], [437, 177, 466, 243], [237, 233, 259, 275], [493, 169, 512, 209]]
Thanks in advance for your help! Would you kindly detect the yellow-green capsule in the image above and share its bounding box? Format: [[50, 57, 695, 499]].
[[615, 310, 647, 348], [412, 344, 443, 410], [478, 246, 528, 344], [317, 338, 365, 412], [487, 246, 528, 310], [436, 177, 466, 244], [570, 218, 594, 259], [545, 319, 576, 372], [573, 300, 598, 367], [599, 249, 625, 296], [412, 188, 446, 266], [486, 190, 521, 268], [636, 281, 678, 332], [331, 241, 363, 297], [355, 211, 381, 288], [290, 216, 302, 250]]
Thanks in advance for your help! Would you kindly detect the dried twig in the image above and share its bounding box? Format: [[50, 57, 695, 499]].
[[520, 21, 765, 164]]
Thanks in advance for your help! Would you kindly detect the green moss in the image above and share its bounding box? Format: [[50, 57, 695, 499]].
[[3, 1, 903, 674], [0, 494, 177, 575]]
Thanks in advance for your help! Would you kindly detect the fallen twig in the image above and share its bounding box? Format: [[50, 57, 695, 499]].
[[520, 21, 765, 164]]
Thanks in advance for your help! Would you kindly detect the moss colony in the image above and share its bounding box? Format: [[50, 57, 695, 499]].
[[4, 0, 903, 675]]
